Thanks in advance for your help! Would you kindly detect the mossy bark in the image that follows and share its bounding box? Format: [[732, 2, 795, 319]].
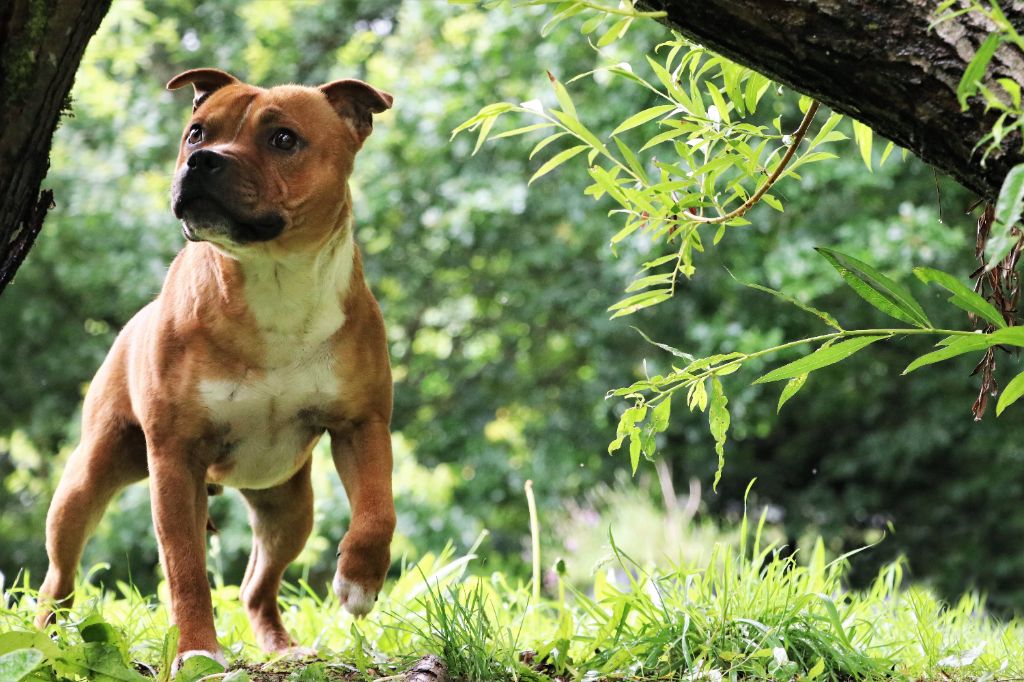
[[0, 0, 111, 296], [643, 0, 1024, 199]]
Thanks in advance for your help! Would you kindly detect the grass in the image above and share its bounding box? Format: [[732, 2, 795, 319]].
[[2, 499, 1024, 681]]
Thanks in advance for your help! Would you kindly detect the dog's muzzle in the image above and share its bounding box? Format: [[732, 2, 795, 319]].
[[172, 151, 285, 244]]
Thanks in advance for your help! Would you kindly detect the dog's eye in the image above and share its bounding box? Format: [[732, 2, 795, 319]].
[[271, 128, 298, 151], [186, 125, 204, 145]]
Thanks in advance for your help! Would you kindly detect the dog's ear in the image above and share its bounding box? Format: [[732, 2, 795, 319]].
[[167, 68, 241, 112], [319, 79, 394, 144]]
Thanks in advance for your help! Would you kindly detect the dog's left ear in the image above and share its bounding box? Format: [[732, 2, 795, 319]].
[[167, 68, 241, 112], [320, 79, 394, 145]]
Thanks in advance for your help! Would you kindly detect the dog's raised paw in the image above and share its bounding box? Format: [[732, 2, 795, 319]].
[[333, 573, 378, 617]]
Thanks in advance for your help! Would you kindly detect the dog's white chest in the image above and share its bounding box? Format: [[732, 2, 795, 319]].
[[199, 350, 337, 490], [196, 233, 356, 489]]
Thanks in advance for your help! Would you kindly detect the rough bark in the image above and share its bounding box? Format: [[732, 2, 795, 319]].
[[642, 0, 1024, 201], [0, 0, 111, 296]]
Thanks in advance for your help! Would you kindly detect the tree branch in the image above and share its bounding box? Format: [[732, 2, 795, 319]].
[[640, 0, 1024, 199]]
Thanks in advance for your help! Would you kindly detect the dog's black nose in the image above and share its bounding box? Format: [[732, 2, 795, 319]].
[[186, 149, 226, 174]]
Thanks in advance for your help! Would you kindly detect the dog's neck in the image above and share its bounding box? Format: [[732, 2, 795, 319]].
[[193, 221, 356, 363]]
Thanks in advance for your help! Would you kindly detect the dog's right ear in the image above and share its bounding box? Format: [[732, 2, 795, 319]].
[[167, 68, 241, 112]]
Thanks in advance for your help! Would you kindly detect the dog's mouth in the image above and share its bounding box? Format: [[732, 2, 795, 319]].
[[174, 194, 286, 245]]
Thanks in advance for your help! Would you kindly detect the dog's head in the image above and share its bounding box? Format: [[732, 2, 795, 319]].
[[167, 68, 392, 251]]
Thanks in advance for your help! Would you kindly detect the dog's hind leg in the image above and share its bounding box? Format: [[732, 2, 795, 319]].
[[36, 417, 148, 627], [239, 458, 314, 654], [36, 337, 148, 628]]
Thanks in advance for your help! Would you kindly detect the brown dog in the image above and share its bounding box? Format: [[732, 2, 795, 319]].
[[35, 68, 396, 667]]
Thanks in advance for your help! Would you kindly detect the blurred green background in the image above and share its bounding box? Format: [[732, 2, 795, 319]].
[[3, 0, 1024, 614]]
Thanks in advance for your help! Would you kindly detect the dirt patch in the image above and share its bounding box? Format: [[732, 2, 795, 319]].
[[227, 655, 446, 682]]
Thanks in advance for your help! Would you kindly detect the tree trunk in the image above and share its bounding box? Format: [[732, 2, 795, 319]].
[[642, 0, 1024, 201], [0, 0, 111, 296]]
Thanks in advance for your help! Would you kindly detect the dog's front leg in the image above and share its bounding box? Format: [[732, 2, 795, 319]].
[[148, 449, 223, 666], [330, 419, 396, 616]]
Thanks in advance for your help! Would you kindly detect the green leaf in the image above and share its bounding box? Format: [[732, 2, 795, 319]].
[[642, 253, 679, 269], [646, 54, 683, 100], [879, 140, 896, 165], [472, 115, 496, 154], [807, 657, 826, 681], [902, 334, 995, 374], [589, 165, 628, 205], [529, 131, 567, 159], [818, 247, 932, 327], [688, 379, 708, 412], [999, 77, 1022, 108], [958, 33, 1002, 109], [818, 597, 856, 650], [979, 82, 1011, 110], [597, 16, 632, 47], [611, 104, 677, 136], [22, 633, 64, 677], [608, 288, 672, 318], [651, 397, 672, 432], [158, 627, 179, 682], [613, 136, 648, 184], [174, 653, 225, 682], [580, 13, 604, 35], [991, 326, 1024, 347], [997, 370, 1024, 416], [743, 72, 770, 113], [987, 163, 1024, 269], [610, 404, 645, 454], [491, 122, 554, 140], [913, 266, 1006, 328], [709, 377, 730, 492], [64, 642, 148, 681], [706, 82, 731, 124], [852, 119, 873, 170], [0, 649, 44, 682], [786, 151, 839, 174], [628, 430, 641, 473], [762, 193, 783, 211], [809, 111, 844, 148], [541, 2, 584, 37], [714, 362, 741, 376], [737, 277, 843, 331], [625, 273, 674, 292], [639, 124, 690, 151], [754, 335, 888, 384], [610, 214, 642, 244], [80, 615, 122, 648], [450, 102, 513, 138], [0, 633, 35, 657], [777, 373, 808, 413], [529, 144, 588, 184], [551, 108, 608, 155], [547, 71, 576, 118]]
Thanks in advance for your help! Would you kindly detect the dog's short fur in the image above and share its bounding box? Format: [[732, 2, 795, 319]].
[[36, 68, 397, 666]]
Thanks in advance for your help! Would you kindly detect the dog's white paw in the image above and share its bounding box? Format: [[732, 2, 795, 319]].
[[172, 649, 227, 674], [333, 572, 378, 617]]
